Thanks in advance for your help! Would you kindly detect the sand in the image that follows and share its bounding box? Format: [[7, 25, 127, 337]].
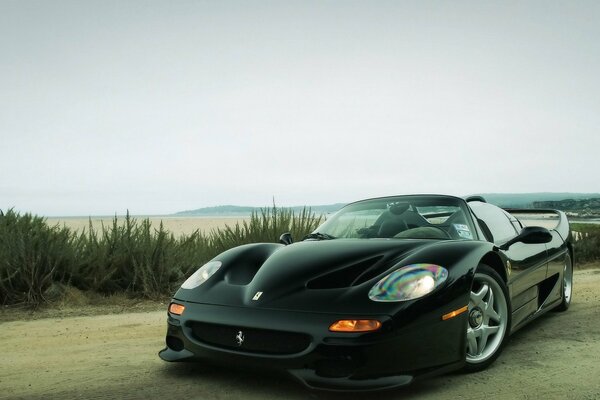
[[46, 216, 251, 237]]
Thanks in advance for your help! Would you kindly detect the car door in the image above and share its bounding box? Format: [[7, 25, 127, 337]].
[[543, 229, 569, 306], [469, 202, 548, 328]]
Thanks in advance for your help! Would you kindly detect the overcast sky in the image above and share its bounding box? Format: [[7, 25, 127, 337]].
[[1, 1, 599, 216]]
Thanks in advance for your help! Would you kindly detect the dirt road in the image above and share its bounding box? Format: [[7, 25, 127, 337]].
[[1, 269, 600, 400]]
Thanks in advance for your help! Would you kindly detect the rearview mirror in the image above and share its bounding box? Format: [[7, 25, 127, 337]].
[[499, 226, 553, 251], [279, 232, 293, 245]]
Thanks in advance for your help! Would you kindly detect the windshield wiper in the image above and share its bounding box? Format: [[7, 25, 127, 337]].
[[302, 232, 336, 241]]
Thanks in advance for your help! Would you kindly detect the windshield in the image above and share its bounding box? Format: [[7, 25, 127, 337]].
[[312, 195, 477, 241]]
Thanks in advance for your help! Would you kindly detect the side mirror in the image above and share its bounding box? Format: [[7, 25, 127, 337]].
[[499, 226, 553, 250], [279, 232, 293, 245]]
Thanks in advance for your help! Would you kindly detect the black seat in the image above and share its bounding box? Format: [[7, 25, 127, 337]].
[[378, 219, 408, 238]]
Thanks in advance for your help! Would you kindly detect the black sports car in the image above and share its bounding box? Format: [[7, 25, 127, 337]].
[[159, 194, 573, 391]]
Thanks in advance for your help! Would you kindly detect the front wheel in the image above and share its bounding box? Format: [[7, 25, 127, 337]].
[[464, 264, 511, 372]]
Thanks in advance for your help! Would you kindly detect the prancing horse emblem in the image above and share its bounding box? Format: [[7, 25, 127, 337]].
[[235, 330, 245, 346]]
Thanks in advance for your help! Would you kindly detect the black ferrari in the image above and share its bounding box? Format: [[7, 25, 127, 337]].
[[159, 194, 573, 391]]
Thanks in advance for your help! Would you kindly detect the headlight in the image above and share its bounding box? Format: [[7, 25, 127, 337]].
[[368, 263, 448, 302], [181, 261, 222, 289]]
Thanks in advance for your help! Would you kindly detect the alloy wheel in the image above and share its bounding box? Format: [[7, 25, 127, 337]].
[[466, 271, 509, 364]]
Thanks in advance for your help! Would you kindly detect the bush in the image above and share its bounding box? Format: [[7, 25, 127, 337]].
[[0, 209, 77, 305], [571, 223, 600, 264], [209, 206, 322, 254], [74, 214, 194, 297], [0, 207, 322, 306]]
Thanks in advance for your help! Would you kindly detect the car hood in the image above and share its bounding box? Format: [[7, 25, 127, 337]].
[[174, 238, 445, 313]]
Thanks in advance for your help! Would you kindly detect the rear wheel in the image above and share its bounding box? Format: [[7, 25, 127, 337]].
[[464, 264, 511, 372], [554, 253, 573, 312]]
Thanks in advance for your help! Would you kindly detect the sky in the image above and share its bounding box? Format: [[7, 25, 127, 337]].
[[1, 0, 599, 216]]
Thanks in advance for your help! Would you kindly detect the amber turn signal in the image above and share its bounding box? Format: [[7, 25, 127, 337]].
[[169, 303, 185, 315], [329, 319, 382, 332], [442, 305, 468, 321]]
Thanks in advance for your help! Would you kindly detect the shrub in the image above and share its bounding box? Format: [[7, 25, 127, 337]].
[[74, 214, 189, 297], [0, 207, 322, 306], [571, 223, 600, 264], [209, 206, 322, 254], [0, 209, 77, 305]]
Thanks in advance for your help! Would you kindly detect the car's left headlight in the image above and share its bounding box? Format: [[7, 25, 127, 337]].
[[368, 263, 448, 302], [181, 261, 222, 289]]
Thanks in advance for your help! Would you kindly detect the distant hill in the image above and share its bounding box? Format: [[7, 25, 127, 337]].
[[472, 193, 600, 208], [174, 205, 256, 216], [532, 198, 600, 218], [174, 193, 600, 217], [174, 203, 346, 216]]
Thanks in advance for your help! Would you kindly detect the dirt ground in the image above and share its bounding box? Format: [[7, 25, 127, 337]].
[[1, 269, 600, 400]]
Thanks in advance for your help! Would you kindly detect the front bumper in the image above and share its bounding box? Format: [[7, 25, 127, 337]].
[[158, 301, 466, 391]]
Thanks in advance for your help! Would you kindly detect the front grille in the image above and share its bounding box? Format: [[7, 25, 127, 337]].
[[190, 321, 311, 355]]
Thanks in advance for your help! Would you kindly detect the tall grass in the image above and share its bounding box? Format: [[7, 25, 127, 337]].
[[75, 214, 204, 297], [210, 206, 322, 254], [571, 223, 600, 264], [0, 210, 77, 305], [0, 207, 322, 306]]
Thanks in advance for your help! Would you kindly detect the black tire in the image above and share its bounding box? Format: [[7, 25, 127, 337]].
[[463, 264, 512, 373], [554, 253, 573, 312]]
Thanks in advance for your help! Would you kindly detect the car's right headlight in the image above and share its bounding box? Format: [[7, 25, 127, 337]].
[[181, 261, 222, 289], [368, 263, 448, 302]]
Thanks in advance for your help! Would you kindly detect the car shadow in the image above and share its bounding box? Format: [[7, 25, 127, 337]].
[[159, 358, 465, 400]]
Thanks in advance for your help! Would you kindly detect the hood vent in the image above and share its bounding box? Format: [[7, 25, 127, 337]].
[[351, 257, 398, 286], [306, 256, 384, 289], [224, 262, 262, 285]]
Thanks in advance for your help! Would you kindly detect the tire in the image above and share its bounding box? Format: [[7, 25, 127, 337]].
[[554, 253, 573, 312], [463, 264, 512, 373]]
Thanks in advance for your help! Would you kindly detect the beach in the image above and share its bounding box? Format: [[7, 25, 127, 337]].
[[46, 216, 251, 236]]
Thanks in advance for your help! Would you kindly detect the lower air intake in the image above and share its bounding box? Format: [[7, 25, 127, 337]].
[[190, 321, 311, 355]]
